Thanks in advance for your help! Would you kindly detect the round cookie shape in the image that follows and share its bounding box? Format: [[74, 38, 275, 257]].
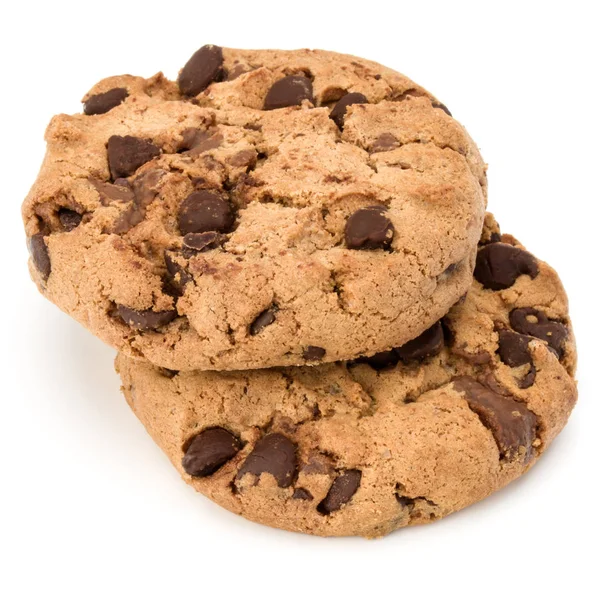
[[116, 216, 577, 538], [23, 47, 487, 371]]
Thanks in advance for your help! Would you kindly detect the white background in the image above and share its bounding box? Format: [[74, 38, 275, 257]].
[[1, 1, 598, 598]]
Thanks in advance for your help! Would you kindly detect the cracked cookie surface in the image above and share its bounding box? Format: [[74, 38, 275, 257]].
[[23, 46, 487, 371], [116, 215, 577, 537]]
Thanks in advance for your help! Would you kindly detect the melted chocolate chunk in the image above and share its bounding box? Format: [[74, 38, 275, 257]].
[[396, 321, 444, 362], [453, 377, 538, 462], [497, 330, 534, 367], [227, 64, 249, 81], [317, 470, 362, 515], [370, 133, 400, 153], [90, 178, 135, 205], [112, 201, 146, 234], [228, 149, 257, 168], [510, 308, 568, 359], [165, 252, 193, 296], [164, 251, 192, 292], [116, 305, 177, 331], [345, 206, 394, 250], [84, 87, 128, 115], [179, 128, 224, 155], [359, 349, 400, 371], [519, 366, 537, 390], [497, 330, 537, 389], [111, 169, 165, 234], [182, 428, 242, 477], [474, 243, 539, 290], [236, 433, 297, 488]]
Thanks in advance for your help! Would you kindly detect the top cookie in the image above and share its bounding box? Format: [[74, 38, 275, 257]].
[[23, 46, 487, 371]]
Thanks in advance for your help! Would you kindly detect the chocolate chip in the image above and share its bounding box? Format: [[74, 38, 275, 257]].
[[452, 347, 492, 366], [317, 470, 362, 515], [132, 168, 164, 205], [227, 64, 249, 81], [178, 190, 234, 236], [497, 330, 534, 367], [292, 488, 313, 501], [474, 243, 539, 290], [396, 321, 444, 362], [183, 232, 223, 252], [497, 330, 537, 388], [182, 428, 242, 477], [58, 208, 82, 231], [112, 204, 145, 235], [236, 433, 297, 488], [178, 45, 225, 97], [228, 149, 257, 168], [510, 308, 568, 359], [28, 233, 51, 279], [264, 75, 314, 110], [301, 455, 334, 476], [370, 133, 400, 153], [250, 308, 276, 336], [83, 87, 129, 115], [191, 177, 207, 188], [203, 155, 222, 172], [359, 349, 400, 371], [303, 346, 326, 361], [453, 377, 538, 462], [179, 128, 224, 155], [164, 251, 192, 291], [432, 100, 452, 116], [107, 135, 161, 180], [159, 368, 179, 379], [519, 366, 537, 390], [110, 169, 165, 234], [116, 305, 177, 331], [330, 92, 368, 129], [345, 206, 394, 250]]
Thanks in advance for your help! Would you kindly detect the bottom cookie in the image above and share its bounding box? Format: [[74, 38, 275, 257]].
[[116, 215, 577, 538]]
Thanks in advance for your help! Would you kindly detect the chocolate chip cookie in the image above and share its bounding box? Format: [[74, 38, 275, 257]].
[[23, 46, 487, 371], [116, 215, 577, 537]]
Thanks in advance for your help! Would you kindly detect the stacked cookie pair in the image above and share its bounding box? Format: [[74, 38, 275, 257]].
[[23, 46, 577, 538]]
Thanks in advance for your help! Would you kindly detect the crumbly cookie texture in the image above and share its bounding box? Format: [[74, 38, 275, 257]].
[[24, 46, 487, 371], [116, 216, 577, 538]]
